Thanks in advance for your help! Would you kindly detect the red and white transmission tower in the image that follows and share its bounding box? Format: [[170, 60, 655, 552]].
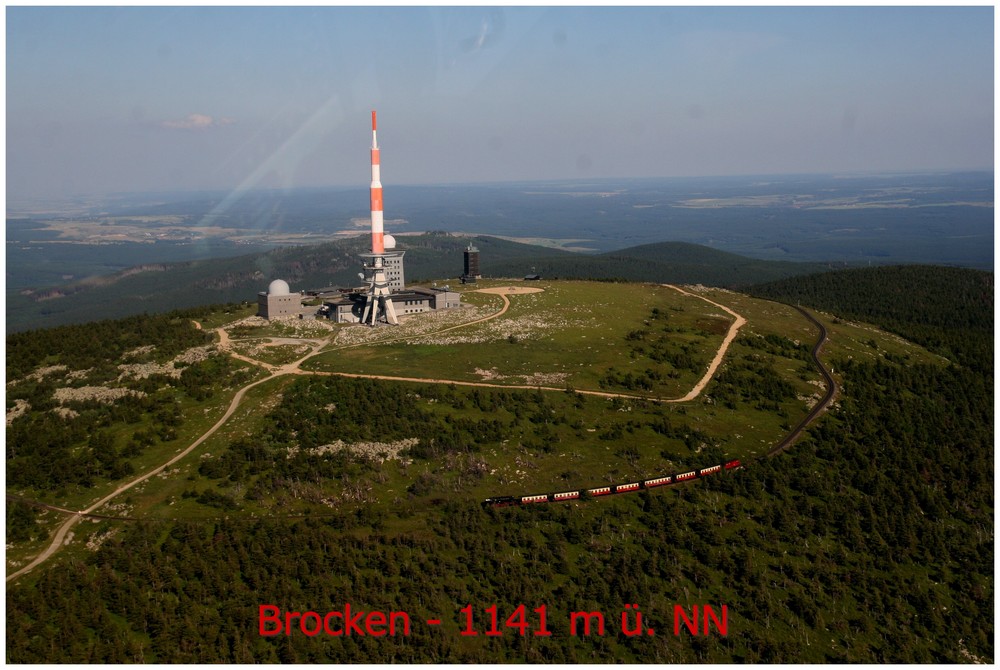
[[360, 110, 398, 325]]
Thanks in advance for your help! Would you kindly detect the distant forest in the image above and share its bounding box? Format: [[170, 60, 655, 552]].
[[7, 235, 828, 332]]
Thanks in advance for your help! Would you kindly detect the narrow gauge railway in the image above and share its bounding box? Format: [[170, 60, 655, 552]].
[[482, 459, 741, 508], [482, 302, 837, 510]]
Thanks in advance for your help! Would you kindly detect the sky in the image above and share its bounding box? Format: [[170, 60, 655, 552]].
[[6, 6, 995, 199]]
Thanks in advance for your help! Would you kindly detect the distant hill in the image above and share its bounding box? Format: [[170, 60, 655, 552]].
[[6, 234, 825, 332], [488, 241, 831, 287], [5, 234, 567, 332]]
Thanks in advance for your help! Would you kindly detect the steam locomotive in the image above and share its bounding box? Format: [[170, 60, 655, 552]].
[[482, 459, 741, 507]]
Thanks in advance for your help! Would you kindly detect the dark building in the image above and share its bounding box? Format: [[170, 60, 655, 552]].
[[462, 244, 481, 284]]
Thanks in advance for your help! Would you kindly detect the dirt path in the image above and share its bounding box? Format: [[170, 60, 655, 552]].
[[663, 285, 747, 403], [435, 292, 510, 335], [7, 284, 744, 580], [304, 284, 745, 404], [6, 370, 283, 583], [322, 290, 512, 353], [215, 327, 280, 372], [307, 370, 660, 400], [482, 301, 835, 505]]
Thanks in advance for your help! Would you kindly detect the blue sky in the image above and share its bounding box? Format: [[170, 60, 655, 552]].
[[6, 6, 994, 198]]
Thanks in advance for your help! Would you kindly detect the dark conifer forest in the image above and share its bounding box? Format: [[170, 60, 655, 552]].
[[749, 265, 993, 370]]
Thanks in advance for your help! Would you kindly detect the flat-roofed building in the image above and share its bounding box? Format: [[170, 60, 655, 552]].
[[258, 279, 304, 319], [319, 295, 362, 323], [382, 250, 406, 291], [322, 286, 460, 323]]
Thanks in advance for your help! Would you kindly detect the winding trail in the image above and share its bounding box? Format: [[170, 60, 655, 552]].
[[299, 284, 745, 403], [662, 285, 747, 402], [7, 371, 282, 583], [7, 284, 746, 581], [318, 290, 512, 354], [482, 302, 838, 504]]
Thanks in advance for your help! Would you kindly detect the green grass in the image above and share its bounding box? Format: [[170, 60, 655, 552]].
[[7, 271, 988, 663], [179, 280, 942, 520], [8, 381, 242, 512], [704, 288, 946, 368], [166, 377, 799, 522], [113, 375, 300, 521], [225, 339, 316, 366], [7, 279, 945, 578], [193, 304, 256, 330], [305, 280, 731, 397], [5, 357, 267, 579]]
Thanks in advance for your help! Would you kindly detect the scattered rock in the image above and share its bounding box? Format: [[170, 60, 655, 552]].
[[296, 438, 419, 465], [6, 399, 30, 425], [53, 386, 146, 404]]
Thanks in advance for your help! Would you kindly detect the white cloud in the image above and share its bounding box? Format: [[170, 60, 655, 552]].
[[162, 113, 234, 130]]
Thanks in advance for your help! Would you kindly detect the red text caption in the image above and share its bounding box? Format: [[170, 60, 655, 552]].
[[259, 603, 728, 638]]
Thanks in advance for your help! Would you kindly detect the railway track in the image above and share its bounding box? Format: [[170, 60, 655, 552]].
[[483, 303, 837, 507], [6, 296, 833, 579], [766, 305, 837, 457]]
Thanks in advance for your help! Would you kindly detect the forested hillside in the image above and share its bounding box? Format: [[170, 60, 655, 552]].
[[5, 268, 993, 662], [5, 307, 255, 496], [6, 349, 993, 662], [749, 265, 993, 369], [6, 234, 570, 332]]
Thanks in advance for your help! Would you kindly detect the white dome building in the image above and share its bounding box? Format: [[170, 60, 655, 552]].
[[257, 278, 302, 319]]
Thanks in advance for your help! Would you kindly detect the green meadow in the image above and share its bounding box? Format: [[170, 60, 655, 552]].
[[305, 280, 733, 398]]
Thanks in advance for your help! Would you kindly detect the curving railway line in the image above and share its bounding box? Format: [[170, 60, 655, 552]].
[[7, 297, 835, 580], [765, 304, 837, 457], [482, 303, 837, 507]]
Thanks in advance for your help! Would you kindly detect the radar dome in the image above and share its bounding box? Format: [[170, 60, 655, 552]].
[[268, 279, 291, 296], [383, 234, 397, 250]]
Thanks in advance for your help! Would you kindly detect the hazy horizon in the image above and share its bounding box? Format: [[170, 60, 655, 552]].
[[7, 6, 993, 200], [7, 172, 993, 288], [7, 168, 993, 209]]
